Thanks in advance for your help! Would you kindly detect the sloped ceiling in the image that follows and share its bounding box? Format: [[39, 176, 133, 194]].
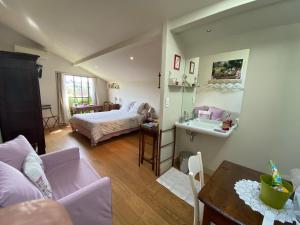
[[178, 0, 300, 46], [82, 37, 162, 82], [0, 0, 222, 81]]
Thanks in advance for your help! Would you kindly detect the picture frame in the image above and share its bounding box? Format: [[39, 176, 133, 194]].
[[211, 59, 243, 80], [189, 61, 195, 74], [173, 54, 181, 70]]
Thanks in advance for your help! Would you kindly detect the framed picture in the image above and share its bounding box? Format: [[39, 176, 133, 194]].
[[189, 61, 195, 74], [212, 59, 243, 80], [173, 54, 181, 70]]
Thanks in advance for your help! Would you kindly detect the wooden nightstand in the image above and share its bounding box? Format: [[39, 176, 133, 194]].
[[139, 123, 159, 174]]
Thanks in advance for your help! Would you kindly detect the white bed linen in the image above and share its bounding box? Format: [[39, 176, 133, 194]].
[[69, 110, 143, 143]]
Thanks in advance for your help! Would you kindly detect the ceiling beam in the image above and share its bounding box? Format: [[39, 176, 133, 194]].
[[73, 28, 161, 66]]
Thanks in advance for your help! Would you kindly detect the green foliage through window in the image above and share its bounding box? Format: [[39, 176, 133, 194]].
[[65, 75, 93, 107]]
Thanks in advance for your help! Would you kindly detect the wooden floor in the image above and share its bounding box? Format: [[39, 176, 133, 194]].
[[45, 127, 194, 225]]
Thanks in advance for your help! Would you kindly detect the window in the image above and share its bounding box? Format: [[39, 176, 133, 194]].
[[65, 75, 93, 106]]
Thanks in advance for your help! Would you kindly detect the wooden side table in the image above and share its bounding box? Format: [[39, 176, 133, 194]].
[[139, 124, 159, 173], [198, 161, 291, 225]]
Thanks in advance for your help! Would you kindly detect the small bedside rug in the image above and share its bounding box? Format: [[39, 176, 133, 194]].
[[156, 167, 200, 206]]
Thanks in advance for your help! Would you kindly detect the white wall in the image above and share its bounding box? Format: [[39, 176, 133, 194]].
[[103, 38, 162, 115], [38, 54, 108, 119], [159, 22, 187, 173], [160, 22, 186, 129], [0, 22, 42, 51], [176, 22, 300, 174], [108, 80, 160, 113], [0, 22, 108, 123], [195, 49, 250, 113]]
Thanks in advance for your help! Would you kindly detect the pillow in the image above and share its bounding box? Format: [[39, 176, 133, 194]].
[[0, 135, 34, 171], [23, 152, 53, 199], [193, 106, 209, 117], [120, 101, 135, 112], [198, 110, 212, 119], [0, 161, 44, 207], [129, 102, 145, 114], [208, 107, 225, 120]]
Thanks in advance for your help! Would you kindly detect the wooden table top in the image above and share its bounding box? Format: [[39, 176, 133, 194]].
[[198, 160, 292, 225]]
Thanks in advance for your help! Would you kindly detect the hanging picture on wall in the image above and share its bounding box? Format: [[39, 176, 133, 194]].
[[189, 61, 195, 74], [212, 59, 243, 79], [173, 54, 181, 70]]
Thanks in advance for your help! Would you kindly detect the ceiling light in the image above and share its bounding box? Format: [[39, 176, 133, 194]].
[[206, 28, 212, 33], [129, 56, 134, 61], [0, 0, 7, 8], [26, 17, 39, 29]]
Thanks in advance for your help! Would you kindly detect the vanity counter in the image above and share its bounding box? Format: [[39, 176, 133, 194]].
[[175, 118, 237, 138]]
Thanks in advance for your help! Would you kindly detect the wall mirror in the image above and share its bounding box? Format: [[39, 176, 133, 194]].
[[181, 49, 250, 123]]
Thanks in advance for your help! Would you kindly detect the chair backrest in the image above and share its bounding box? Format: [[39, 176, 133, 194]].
[[188, 152, 204, 225], [188, 152, 204, 188]]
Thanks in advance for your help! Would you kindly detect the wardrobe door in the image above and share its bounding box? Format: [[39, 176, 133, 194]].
[[0, 52, 45, 154]]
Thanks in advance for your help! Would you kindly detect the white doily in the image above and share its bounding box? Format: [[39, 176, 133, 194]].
[[234, 179, 296, 223]]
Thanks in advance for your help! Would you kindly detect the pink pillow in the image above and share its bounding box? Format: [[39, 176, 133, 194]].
[[0, 135, 34, 171], [198, 110, 212, 119], [208, 107, 224, 120], [0, 161, 44, 207]]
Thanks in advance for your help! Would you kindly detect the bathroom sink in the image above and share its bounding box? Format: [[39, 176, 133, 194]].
[[175, 118, 237, 138]]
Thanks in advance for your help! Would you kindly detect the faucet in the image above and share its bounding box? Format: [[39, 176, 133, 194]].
[[184, 111, 190, 122]]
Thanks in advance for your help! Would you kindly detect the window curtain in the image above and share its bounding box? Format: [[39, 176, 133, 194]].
[[56, 72, 71, 124], [89, 77, 102, 105]]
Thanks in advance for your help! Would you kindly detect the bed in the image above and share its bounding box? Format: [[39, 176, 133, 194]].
[[69, 102, 147, 145]]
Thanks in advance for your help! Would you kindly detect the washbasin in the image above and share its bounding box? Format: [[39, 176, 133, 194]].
[[175, 118, 237, 138]]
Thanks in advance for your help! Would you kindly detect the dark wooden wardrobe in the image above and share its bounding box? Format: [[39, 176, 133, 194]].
[[0, 51, 45, 154]]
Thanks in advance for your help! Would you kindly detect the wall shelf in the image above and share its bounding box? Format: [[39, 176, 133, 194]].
[[168, 84, 183, 87], [168, 84, 199, 88]]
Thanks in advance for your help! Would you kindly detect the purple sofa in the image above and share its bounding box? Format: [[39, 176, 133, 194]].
[[41, 147, 112, 225], [0, 137, 112, 225]]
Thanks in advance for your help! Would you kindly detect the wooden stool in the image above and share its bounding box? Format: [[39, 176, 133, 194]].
[[139, 124, 159, 173]]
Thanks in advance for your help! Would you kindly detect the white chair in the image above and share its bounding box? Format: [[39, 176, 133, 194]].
[[188, 152, 204, 225]]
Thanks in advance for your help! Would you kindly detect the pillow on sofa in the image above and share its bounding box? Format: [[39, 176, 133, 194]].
[[0, 161, 44, 207], [198, 110, 212, 119], [193, 106, 209, 117], [23, 151, 53, 199], [208, 107, 225, 120], [0, 135, 34, 171]]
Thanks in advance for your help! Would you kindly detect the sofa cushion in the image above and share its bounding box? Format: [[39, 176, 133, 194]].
[[208, 107, 225, 120], [193, 106, 209, 117], [23, 151, 53, 199], [45, 159, 100, 200], [0, 135, 34, 171], [198, 110, 212, 119], [0, 161, 44, 207]]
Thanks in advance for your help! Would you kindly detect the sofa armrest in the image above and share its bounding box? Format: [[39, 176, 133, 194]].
[[40, 147, 80, 171], [58, 177, 112, 225]]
